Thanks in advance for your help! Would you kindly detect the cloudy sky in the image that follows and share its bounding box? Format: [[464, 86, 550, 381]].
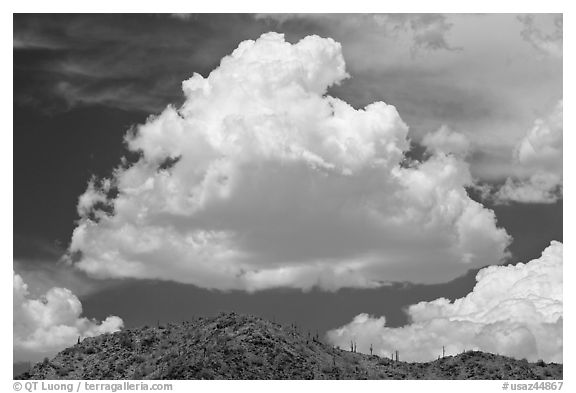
[[13, 13, 562, 363]]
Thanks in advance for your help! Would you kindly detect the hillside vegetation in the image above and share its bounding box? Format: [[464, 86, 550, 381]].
[[18, 312, 562, 380]]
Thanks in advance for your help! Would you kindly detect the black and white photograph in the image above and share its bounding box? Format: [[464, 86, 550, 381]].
[[10, 6, 567, 387]]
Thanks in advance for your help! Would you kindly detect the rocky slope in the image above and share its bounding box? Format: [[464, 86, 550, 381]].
[[17, 312, 562, 380]]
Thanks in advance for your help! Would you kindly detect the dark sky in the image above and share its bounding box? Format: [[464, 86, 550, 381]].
[[14, 14, 562, 345]]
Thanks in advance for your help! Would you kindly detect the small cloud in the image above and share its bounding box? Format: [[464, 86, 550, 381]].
[[493, 100, 562, 204], [422, 125, 470, 156], [13, 272, 123, 362], [495, 173, 562, 204], [326, 241, 563, 362]]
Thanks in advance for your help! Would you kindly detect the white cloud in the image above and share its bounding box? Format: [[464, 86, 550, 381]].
[[14, 272, 123, 362], [326, 241, 562, 363], [496, 173, 561, 204], [77, 178, 112, 217], [69, 32, 510, 291], [495, 100, 562, 204], [422, 125, 470, 156], [276, 14, 560, 188]]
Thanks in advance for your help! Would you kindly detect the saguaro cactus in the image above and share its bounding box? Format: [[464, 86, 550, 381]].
[[370, 344, 373, 356]]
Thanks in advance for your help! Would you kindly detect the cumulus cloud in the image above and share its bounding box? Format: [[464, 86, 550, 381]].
[[69, 32, 510, 291], [422, 125, 470, 157], [14, 272, 123, 362], [495, 100, 562, 204], [326, 241, 562, 363]]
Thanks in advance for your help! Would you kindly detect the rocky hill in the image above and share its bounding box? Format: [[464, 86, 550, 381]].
[[17, 312, 562, 380]]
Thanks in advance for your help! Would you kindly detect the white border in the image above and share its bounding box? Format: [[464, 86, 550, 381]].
[[4, 2, 573, 392]]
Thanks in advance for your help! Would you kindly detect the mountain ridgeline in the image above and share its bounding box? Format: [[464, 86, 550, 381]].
[[18, 312, 562, 380]]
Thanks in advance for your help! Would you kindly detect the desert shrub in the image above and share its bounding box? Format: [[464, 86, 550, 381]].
[[84, 346, 97, 355], [273, 352, 291, 367], [119, 333, 134, 349], [536, 359, 546, 367], [132, 368, 144, 379], [140, 335, 156, 349], [163, 364, 182, 379], [62, 347, 76, 356], [115, 363, 127, 374], [132, 363, 155, 379], [321, 365, 335, 374], [198, 368, 214, 379], [343, 364, 355, 375], [55, 365, 72, 377], [143, 364, 155, 375], [246, 353, 264, 366]]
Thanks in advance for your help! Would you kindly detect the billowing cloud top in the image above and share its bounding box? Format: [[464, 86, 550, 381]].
[[496, 100, 562, 204], [14, 272, 123, 362], [70, 32, 510, 291], [327, 241, 562, 362]]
